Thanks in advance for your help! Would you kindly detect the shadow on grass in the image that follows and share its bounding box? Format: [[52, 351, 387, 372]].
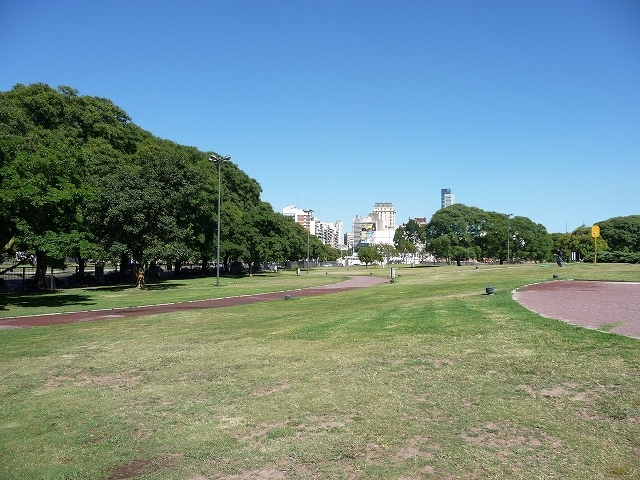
[[85, 282, 187, 293], [1, 291, 95, 309], [141, 283, 186, 291], [0, 282, 186, 311]]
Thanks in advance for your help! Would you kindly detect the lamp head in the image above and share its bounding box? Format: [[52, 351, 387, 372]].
[[208, 154, 231, 163]]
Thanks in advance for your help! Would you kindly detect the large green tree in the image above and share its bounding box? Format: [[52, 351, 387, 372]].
[[598, 216, 640, 254], [426, 204, 482, 265], [86, 140, 206, 270], [0, 82, 356, 288], [507, 216, 554, 262], [393, 220, 423, 261], [231, 202, 312, 273], [426, 204, 552, 264], [209, 158, 263, 272], [358, 245, 382, 267], [1, 125, 90, 286], [0, 83, 145, 286], [556, 226, 608, 262]]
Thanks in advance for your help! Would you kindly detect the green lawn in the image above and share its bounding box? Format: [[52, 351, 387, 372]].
[[1, 263, 639, 479], [0, 269, 355, 318]]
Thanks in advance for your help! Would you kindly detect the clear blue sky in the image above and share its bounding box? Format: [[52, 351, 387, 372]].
[[2, 0, 638, 234]]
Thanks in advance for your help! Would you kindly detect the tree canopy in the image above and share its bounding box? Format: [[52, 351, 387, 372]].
[[425, 204, 553, 264], [357, 245, 382, 267], [393, 220, 422, 261], [588, 216, 640, 263], [0, 83, 315, 287], [555, 226, 608, 262], [597, 216, 640, 253]]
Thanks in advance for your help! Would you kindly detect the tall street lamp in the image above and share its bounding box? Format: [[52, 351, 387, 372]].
[[209, 154, 231, 286], [303, 209, 313, 273], [506, 213, 513, 264]]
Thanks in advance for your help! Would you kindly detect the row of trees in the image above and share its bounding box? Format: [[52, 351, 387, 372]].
[[2, 84, 637, 289], [392, 204, 554, 265], [392, 204, 640, 265], [1, 83, 336, 288], [554, 216, 640, 263]]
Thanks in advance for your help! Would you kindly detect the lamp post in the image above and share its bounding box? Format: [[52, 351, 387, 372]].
[[304, 209, 313, 273], [209, 154, 231, 286], [506, 213, 513, 264]]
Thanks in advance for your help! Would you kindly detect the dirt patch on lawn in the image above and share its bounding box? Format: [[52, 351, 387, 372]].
[[102, 454, 181, 479], [461, 421, 563, 467]]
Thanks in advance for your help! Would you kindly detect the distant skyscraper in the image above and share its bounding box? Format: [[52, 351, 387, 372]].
[[441, 189, 455, 208]]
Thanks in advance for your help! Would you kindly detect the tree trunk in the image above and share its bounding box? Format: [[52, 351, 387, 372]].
[[148, 260, 158, 281], [35, 251, 48, 289], [77, 257, 86, 285], [119, 254, 129, 282]]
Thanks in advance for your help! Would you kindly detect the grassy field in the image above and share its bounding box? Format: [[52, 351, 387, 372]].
[[0, 269, 353, 318], [1, 263, 639, 479]]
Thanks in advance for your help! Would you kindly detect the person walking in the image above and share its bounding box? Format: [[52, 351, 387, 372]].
[[556, 249, 563, 267]]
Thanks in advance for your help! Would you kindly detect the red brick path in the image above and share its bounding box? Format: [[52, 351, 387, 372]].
[[513, 280, 640, 339], [0, 275, 388, 329]]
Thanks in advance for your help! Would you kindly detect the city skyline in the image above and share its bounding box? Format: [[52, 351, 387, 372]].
[[1, 1, 638, 234]]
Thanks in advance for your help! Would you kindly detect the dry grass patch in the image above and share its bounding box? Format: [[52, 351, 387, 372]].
[[103, 454, 181, 480], [44, 369, 141, 390]]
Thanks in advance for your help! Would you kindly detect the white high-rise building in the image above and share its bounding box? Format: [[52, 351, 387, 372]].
[[441, 189, 455, 208], [345, 232, 354, 250], [282, 205, 342, 248], [282, 204, 314, 234], [335, 220, 344, 248], [352, 202, 397, 247], [352, 215, 374, 247], [371, 202, 396, 231], [314, 219, 340, 248]]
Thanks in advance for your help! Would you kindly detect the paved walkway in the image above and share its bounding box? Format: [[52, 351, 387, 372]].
[[0, 275, 388, 329], [513, 280, 640, 339]]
